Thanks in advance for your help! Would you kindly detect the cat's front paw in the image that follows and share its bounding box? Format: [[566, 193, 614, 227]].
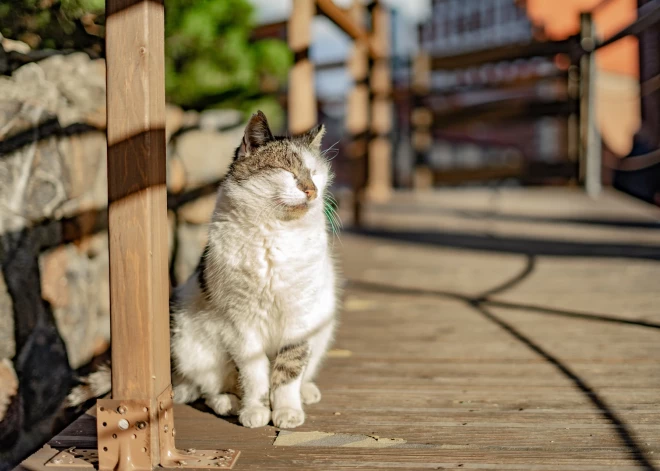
[[272, 407, 305, 429], [301, 382, 321, 404], [205, 393, 240, 416], [239, 406, 271, 428]]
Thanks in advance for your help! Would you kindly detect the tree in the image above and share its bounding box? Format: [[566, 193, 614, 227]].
[[0, 0, 291, 123]]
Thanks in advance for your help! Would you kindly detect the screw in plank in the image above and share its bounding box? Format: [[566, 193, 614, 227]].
[[118, 419, 130, 430]]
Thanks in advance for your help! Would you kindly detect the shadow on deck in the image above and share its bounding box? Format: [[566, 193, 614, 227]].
[[23, 188, 660, 471]]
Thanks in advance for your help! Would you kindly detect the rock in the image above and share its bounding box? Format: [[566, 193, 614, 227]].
[[178, 193, 216, 225], [181, 110, 200, 128], [0, 53, 106, 130], [39, 53, 106, 128], [39, 233, 110, 369], [57, 130, 107, 212], [175, 223, 208, 284], [0, 33, 31, 54], [0, 101, 56, 142], [166, 104, 184, 141], [0, 275, 15, 360], [199, 109, 243, 131], [0, 358, 18, 424], [175, 127, 242, 190], [167, 155, 186, 194]]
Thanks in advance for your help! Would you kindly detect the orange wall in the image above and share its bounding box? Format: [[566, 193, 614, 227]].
[[523, 0, 639, 77]]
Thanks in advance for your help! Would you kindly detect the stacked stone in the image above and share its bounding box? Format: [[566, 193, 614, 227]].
[[0, 49, 241, 466]]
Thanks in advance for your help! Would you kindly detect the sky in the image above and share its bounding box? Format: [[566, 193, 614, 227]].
[[248, 0, 431, 97]]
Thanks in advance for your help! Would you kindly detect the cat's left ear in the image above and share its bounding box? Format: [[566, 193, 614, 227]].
[[235, 111, 274, 160], [300, 124, 326, 151]]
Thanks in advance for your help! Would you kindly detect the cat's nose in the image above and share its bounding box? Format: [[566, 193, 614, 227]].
[[305, 188, 317, 201]]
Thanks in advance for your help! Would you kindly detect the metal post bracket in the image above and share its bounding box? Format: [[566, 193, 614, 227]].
[[97, 399, 153, 471]]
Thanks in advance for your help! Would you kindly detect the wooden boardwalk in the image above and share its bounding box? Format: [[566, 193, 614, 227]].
[[26, 188, 660, 470]]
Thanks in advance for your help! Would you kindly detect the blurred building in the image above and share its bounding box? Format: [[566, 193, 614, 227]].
[[416, 0, 564, 183], [414, 0, 647, 186]]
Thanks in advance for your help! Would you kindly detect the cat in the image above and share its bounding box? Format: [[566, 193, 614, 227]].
[[67, 111, 340, 429]]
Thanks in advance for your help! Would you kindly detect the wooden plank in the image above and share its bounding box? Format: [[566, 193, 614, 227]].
[[412, 52, 433, 189], [105, 0, 170, 464], [33, 189, 660, 469], [364, 0, 392, 203], [579, 12, 602, 196], [431, 38, 578, 71], [249, 20, 287, 41], [315, 0, 377, 59], [346, 0, 369, 227], [288, 0, 317, 135], [433, 99, 575, 128]]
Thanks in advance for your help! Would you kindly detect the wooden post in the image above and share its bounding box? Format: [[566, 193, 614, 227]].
[[411, 51, 433, 190], [104, 0, 170, 465], [289, 0, 317, 135], [567, 63, 580, 184], [579, 12, 602, 196], [347, 0, 369, 226], [365, 0, 392, 202], [102, 1, 238, 468]]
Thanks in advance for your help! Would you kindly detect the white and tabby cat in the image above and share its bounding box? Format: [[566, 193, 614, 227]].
[[68, 111, 340, 429]]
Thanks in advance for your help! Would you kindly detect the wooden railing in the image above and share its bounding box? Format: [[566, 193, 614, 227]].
[[287, 0, 392, 225], [97, 1, 393, 469]]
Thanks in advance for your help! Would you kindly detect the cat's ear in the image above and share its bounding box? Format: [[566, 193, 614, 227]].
[[235, 111, 274, 160], [300, 124, 325, 151]]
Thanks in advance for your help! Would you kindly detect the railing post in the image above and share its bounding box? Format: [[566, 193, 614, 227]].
[[102, 0, 238, 468], [104, 0, 170, 466], [411, 51, 433, 190], [365, 0, 392, 202], [579, 12, 602, 197], [347, 0, 370, 226], [289, 0, 317, 135]]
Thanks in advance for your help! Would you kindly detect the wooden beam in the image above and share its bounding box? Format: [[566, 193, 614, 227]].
[[412, 52, 433, 190], [593, 0, 660, 51], [346, 0, 369, 226], [315, 0, 379, 58], [288, 0, 317, 135], [432, 99, 575, 129], [316, 0, 366, 41], [431, 38, 578, 71], [249, 20, 287, 41], [103, 1, 239, 469], [104, 0, 170, 466], [364, 0, 392, 202], [579, 12, 602, 196]]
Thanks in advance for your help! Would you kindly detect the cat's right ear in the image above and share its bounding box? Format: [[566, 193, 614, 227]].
[[235, 111, 274, 160]]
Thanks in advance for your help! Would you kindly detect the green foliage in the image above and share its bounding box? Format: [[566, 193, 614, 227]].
[[2, 0, 292, 114]]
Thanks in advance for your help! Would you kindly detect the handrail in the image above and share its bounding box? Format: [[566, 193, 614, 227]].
[[315, 0, 381, 58], [431, 37, 579, 71], [590, 0, 660, 51]]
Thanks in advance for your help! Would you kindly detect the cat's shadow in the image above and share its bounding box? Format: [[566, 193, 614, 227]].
[[189, 400, 241, 425]]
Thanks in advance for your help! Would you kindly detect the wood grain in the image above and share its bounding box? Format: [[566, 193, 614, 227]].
[[288, 0, 316, 135], [41, 189, 660, 470], [105, 0, 170, 464]]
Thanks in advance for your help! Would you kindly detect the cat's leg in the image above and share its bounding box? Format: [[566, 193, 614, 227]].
[[203, 362, 241, 416], [172, 375, 200, 404], [301, 319, 335, 405], [270, 341, 310, 428], [233, 333, 272, 428]]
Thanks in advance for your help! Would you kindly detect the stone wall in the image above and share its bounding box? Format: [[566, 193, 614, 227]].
[[0, 52, 241, 469]]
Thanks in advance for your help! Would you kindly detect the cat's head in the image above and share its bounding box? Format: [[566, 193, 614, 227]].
[[226, 111, 332, 221]]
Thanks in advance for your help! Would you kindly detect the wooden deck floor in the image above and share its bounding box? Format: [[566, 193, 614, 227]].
[[28, 188, 660, 470]]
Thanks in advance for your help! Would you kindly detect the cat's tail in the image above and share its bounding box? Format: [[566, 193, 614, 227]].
[[65, 363, 112, 407]]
